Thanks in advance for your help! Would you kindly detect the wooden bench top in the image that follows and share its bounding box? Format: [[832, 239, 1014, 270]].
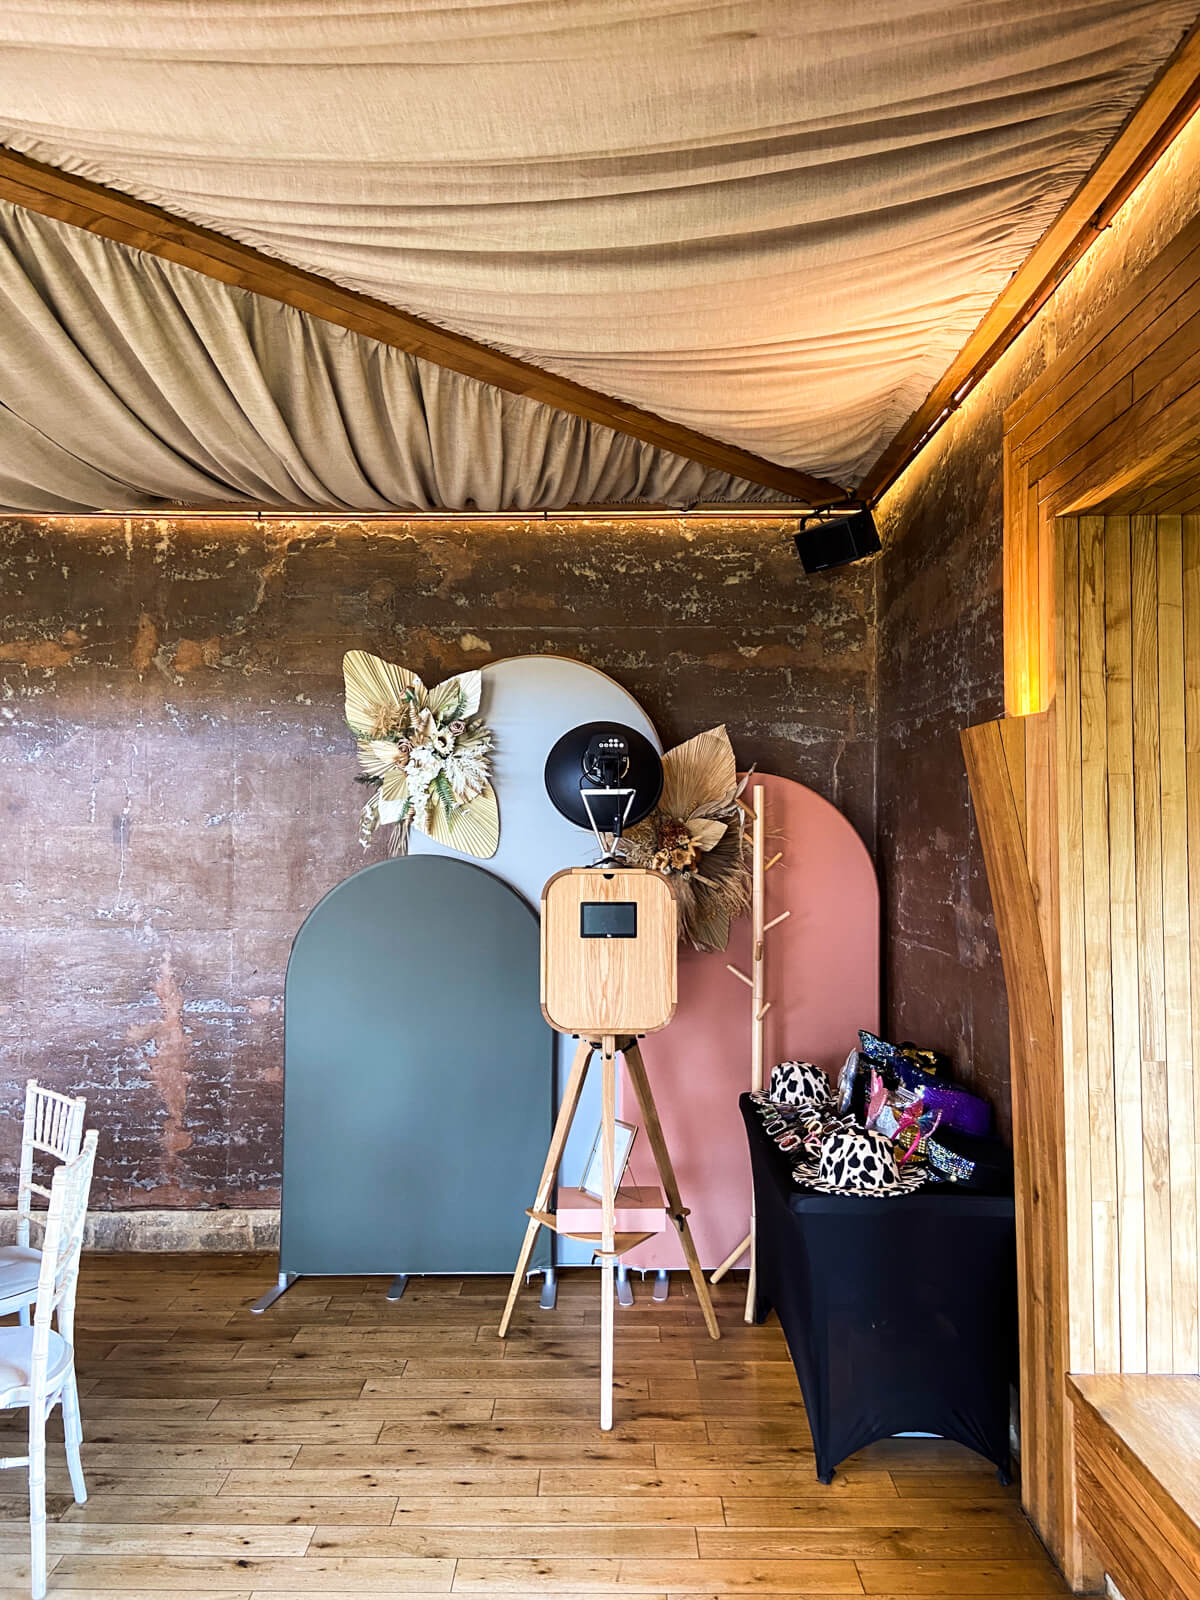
[[1070, 1373, 1200, 1533]]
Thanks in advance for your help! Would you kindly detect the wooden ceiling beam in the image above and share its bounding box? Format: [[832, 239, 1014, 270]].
[[860, 18, 1200, 506], [0, 145, 848, 508]]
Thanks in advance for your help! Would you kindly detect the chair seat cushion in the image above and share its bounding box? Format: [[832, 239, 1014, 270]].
[[0, 1327, 72, 1403], [0, 1244, 40, 1308]]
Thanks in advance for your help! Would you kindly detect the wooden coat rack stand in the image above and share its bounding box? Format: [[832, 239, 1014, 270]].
[[711, 783, 789, 1321], [498, 1032, 720, 1428]]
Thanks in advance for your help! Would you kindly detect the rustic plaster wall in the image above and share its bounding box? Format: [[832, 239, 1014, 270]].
[[877, 113, 1200, 1138], [0, 514, 875, 1208]]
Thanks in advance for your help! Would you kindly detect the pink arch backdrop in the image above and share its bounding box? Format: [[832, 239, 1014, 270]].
[[620, 772, 880, 1272]]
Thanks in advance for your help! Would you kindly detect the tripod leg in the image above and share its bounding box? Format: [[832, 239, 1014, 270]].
[[710, 1232, 751, 1285], [499, 1037, 593, 1338], [600, 1258, 615, 1430], [499, 1215, 543, 1339], [598, 1035, 617, 1429], [622, 1043, 721, 1341], [600, 1036, 617, 1257]]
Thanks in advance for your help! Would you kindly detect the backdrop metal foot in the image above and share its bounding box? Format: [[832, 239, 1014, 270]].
[[250, 1272, 297, 1314], [536, 1267, 558, 1310], [652, 1268, 670, 1302], [616, 1264, 634, 1307], [385, 1275, 409, 1301]]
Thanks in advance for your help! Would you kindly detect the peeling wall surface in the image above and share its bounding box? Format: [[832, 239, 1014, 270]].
[[876, 115, 1200, 1139], [0, 514, 875, 1208]]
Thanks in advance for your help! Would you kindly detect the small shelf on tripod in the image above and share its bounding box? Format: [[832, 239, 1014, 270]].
[[525, 1213, 658, 1256], [557, 1185, 666, 1233], [526, 1189, 665, 1256]]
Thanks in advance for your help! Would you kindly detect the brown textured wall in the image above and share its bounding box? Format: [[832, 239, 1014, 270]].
[[0, 513, 876, 1208], [876, 116, 1200, 1140]]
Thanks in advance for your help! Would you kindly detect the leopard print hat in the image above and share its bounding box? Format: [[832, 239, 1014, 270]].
[[802, 1125, 928, 1196], [769, 1060, 834, 1111]]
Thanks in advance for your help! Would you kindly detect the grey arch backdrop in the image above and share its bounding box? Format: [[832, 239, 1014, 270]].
[[281, 855, 552, 1276], [411, 654, 660, 1264]]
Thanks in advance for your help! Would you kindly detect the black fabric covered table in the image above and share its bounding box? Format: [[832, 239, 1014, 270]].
[[742, 1094, 1017, 1483]]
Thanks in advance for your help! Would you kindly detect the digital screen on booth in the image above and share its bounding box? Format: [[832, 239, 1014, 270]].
[[580, 902, 638, 939]]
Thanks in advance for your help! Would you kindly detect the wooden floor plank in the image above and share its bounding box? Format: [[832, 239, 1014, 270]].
[[450, 1555, 864, 1591], [0, 1526, 315, 1558], [48, 1557, 453, 1591], [387, 1495, 723, 1526], [61, 1497, 398, 1527], [855, 1558, 1068, 1594]]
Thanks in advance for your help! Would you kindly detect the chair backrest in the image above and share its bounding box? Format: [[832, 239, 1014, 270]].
[[31, 1130, 98, 1374], [17, 1080, 88, 1248]]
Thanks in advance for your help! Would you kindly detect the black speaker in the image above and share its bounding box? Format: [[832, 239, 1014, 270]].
[[793, 509, 880, 573]]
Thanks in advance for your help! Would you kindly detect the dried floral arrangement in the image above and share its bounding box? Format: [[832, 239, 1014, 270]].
[[343, 650, 498, 860], [620, 725, 750, 952]]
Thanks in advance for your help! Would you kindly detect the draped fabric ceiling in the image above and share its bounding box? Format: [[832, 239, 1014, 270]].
[[0, 1, 1196, 513]]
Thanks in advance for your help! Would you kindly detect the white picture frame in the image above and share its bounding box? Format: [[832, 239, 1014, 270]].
[[580, 1119, 637, 1200]]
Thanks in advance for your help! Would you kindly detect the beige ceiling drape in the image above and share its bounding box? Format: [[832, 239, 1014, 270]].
[[0, 0, 1194, 488], [0, 204, 774, 513]]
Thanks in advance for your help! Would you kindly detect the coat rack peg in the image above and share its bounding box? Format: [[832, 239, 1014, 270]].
[[756, 1001, 771, 1021], [727, 964, 754, 989], [763, 910, 791, 933], [764, 852, 783, 873]]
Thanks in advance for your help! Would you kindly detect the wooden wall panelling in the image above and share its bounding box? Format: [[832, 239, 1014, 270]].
[[993, 215, 1200, 1590], [961, 716, 1072, 1572], [1055, 512, 1200, 1380]]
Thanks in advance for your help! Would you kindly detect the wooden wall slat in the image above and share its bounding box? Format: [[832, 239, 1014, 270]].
[[962, 716, 1068, 1566], [1131, 515, 1173, 1372], [1027, 710, 1060, 1016], [1077, 515, 1121, 1372], [1057, 516, 1094, 1373], [1000, 715, 1029, 850], [1104, 514, 1150, 1373], [1156, 515, 1197, 1373], [1183, 516, 1200, 1389]]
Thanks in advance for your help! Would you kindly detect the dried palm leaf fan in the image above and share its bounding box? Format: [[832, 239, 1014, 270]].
[[343, 650, 499, 860], [619, 726, 751, 952]]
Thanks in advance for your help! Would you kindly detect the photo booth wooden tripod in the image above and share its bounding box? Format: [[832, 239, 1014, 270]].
[[498, 865, 720, 1429]]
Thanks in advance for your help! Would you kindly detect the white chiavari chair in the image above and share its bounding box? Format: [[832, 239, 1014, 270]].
[[0, 1129, 97, 1599], [1, 1082, 88, 1325]]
